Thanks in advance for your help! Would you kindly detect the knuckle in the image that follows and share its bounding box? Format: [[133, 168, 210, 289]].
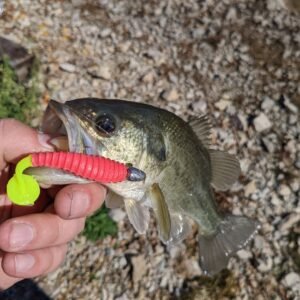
[[43, 245, 68, 275], [48, 219, 61, 245], [43, 250, 55, 274]]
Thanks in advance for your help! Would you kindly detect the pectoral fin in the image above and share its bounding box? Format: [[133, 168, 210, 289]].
[[124, 199, 150, 234], [209, 149, 241, 191], [149, 183, 171, 242], [105, 191, 124, 209]]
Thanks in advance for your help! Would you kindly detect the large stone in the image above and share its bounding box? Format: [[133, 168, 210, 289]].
[[131, 255, 147, 284], [0, 36, 34, 82], [283, 272, 300, 287]]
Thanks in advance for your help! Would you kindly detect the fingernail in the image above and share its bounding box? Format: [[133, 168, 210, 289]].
[[69, 191, 91, 218], [15, 254, 35, 273], [10, 223, 34, 249], [37, 133, 54, 151]]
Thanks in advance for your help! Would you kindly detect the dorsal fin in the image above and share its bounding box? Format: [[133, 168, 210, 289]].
[[209, 149, 241, 191], [189, 115, 212, 147]]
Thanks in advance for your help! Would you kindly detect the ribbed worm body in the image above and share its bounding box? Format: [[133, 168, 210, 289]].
[[31, 152, 128, 183]]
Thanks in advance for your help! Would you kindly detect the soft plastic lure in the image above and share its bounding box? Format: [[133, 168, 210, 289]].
[[7, 152, 145, 206]]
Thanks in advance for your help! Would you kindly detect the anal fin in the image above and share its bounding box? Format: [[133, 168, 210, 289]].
[[165, 213, 193, 246]]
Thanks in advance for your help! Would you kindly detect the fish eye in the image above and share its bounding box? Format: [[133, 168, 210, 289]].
[[95, 114, 116, 135]]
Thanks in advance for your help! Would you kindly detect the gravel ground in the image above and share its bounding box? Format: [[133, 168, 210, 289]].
[[1, 0, 300, 299]]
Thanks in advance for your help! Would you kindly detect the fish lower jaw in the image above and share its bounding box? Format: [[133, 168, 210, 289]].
[[106, 183, 146, 201], [49, 136, 69, 151]]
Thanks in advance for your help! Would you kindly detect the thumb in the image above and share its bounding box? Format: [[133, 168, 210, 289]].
[[0, 119, 54, 167]]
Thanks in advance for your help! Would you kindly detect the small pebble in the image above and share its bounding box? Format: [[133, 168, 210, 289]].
[[59, 63, 76, 73], [161, 89, 180, 102], [253, 113, 272, 132]]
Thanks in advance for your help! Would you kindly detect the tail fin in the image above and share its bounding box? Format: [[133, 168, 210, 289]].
[[198, 215, 260, 276]]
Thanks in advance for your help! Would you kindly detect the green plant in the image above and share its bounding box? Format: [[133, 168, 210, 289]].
[[83, 206, 118, 241], [0, 56, 40, 124]]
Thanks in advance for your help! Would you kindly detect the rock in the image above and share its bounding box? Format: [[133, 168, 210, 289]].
[[244, 180, 256, 197], [160, 273, 169, 288], [271, 193, 281, 207], [290, 180, 299, 193], [109, 209, 126, 222], [279, 213, 300, 232], [183, 259, 202, 278], [267, 0, 282, 10], [88, 62, 113, 80], [253, 113, 272, 132], [115, 294, 128, 300], [141, 71, 155, 84], [118, 41, 131, 52], [131, 255, 147, 284], [59, 63, 76, 73], [283, 272, 300, 288], [119, 256, 127, 268], [192, 27, 206, 39], [286, 140, 297, 154], [238, 113, 248, 130], [237, 249, 253, 260], [0, 36, 34, 82], [191, 100, 207, 113], [289, 114, 297, 125], [169, 244, 185, 259], [161, 88, 179, 102], [214, 99, 231, 111], [254, 235, 265, 250], [284, 97, 298, 113], [100, 28, 112, 38], [257, 256, 273, 273], [278, 184, 291, 197], [261, 97, 274, 111], [98, 64, 112, 80], [261, 136, 275, 153], [226, 7, 237, 21]]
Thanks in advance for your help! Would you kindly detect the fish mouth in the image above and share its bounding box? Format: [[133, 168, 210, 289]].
[[41, 99, 81, 152]]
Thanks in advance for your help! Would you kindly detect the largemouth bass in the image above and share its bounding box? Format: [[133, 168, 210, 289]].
[[27, 98, 260, 275]]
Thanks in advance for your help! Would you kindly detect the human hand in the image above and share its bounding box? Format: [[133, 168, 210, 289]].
[[0, 119, 106, 290]]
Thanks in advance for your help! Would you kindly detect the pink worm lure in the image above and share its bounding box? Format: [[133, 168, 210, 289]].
[[30, 152, 146, 183]]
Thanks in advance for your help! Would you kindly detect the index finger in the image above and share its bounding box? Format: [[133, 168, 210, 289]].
[[0, 119, 53, 168]]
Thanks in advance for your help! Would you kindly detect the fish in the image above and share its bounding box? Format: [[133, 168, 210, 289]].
[[27, 98, 260, 275]]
